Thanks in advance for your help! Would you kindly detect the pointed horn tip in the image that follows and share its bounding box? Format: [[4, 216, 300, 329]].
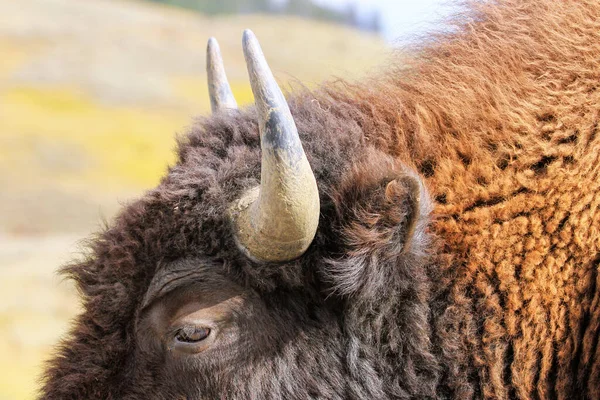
[[242, 29, 259, 52], [242, 29, 255, 42], [207, 37, 218, 51]]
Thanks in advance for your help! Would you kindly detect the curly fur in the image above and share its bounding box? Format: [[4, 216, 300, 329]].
[[41, 0, 600, 399]]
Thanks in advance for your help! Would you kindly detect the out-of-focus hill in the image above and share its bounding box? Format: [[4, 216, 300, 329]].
[[0, 0, 388, 236], [0, 0, 388, 398]]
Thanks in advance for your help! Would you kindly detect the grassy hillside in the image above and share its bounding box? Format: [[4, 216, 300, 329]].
[[0, 0, 388, 398]]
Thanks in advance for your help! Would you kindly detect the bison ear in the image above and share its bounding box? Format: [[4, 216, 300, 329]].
[[382, 175, 424, 252], [322, 153, 433, 298], [330, 156, 432, 255]]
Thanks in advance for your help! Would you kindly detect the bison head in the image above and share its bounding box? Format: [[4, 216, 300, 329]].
[[42, 31, 439, 399]]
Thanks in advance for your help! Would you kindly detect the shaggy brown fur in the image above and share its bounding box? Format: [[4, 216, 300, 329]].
[[41, 0, 600, 399]]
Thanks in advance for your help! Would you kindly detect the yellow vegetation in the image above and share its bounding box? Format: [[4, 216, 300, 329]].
[[1, 86, 182, 190]]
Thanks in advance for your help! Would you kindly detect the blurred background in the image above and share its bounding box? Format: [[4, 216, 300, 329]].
[[0, 0, 453, 398]]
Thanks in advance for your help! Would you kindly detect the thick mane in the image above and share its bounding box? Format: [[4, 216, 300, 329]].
[[41, 0, 600, 398], [326, 0, 600, 397]]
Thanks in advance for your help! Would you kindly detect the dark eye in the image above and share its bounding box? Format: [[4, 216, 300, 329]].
[[174, 326, 211, 343]]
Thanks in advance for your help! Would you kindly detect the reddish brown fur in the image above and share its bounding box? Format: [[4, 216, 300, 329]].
[[41, 0, 600, 399], [321, 0, 600, 397]]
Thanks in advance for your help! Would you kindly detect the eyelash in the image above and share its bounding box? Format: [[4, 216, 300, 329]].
[[173, 326, 211, 343]]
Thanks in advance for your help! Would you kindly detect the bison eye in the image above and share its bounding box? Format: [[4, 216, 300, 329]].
[[174, 326, 211, 343]]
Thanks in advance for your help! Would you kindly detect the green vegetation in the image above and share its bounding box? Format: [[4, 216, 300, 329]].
[[147, 0, 272, 14], [145, 0, 381, 32]]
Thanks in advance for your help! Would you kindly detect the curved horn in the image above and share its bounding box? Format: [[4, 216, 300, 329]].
[[207, 37, 237, 112], [230, 29, 320, 262]]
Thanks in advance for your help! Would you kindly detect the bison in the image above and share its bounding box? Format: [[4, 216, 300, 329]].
[[41, 0, 600, 398]]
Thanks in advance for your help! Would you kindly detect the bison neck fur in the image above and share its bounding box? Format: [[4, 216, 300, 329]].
[[42, 0, 600, 399]]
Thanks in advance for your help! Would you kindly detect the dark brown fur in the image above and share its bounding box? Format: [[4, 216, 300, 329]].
[[41, 0, 600, 398]]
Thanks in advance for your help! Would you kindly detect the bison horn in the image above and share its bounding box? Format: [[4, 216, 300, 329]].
[[207, 37, 237, 112], [230, 29, 320, 262]]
